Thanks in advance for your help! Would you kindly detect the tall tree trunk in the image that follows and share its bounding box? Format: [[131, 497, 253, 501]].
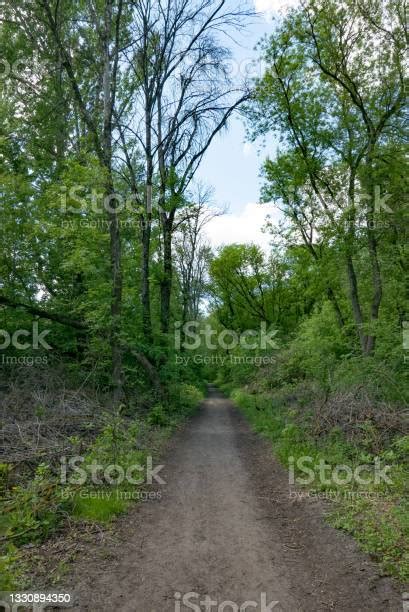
[[160, 216, 173, 335], [364, 145, 383, 355], [107, 175, 123, 404], [326, 286, 345, 329], [141, 100, 153, 343], [156, 87, 173, 336], [365, 226, 382, 354], [102, 0, 122, 404], [345, 174, 368, 354], [141, 213, 152, 343], [346, 255, 367, 353]]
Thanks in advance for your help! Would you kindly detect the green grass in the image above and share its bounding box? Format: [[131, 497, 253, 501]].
[[0, 548, 28, 591], [70, 489, 129, 522], [329, 497, 409, 582], [230, 387, 409, 583]]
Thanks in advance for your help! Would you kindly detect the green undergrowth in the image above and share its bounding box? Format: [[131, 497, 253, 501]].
[[0, 382, 204, 590], [228, 386, 409, 583]]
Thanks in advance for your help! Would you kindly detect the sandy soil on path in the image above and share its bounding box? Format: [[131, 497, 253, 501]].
[[62, 387, 404, 611]]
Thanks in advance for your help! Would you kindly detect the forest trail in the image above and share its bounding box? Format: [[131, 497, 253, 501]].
[[65, 388, 402, 611]]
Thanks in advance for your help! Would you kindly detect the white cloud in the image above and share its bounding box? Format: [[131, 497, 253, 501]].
[[205, 202, 282, 254], [254, 0, 299, 18], [242, 142, 255, 157]]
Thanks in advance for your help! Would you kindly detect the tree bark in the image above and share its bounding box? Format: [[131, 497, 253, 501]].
[[363, 145, 383, 355], [102, 0, 123, 404], [141, 213, 152, 343], [346, 255, 367, 353], [160, 214, 174, 335]]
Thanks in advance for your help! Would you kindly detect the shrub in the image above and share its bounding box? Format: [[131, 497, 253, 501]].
[[147, 404, 170, 427]]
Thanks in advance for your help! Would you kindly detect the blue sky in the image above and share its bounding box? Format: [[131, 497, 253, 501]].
[[197, 7, 270, 212], [197, 0, 296, 250], [197, 117, 261, 212]]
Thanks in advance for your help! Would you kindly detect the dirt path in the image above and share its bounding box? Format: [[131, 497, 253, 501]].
[[64, 387, 403, 611]]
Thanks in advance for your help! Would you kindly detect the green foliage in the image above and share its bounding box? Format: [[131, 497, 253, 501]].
[[290, 303, 349, 383], [70, 492, 128, 522], [147, 404, 170, 427], [0, 464, 67, 548], [0, 548, 27, 591], [0, 0, 407, 592], [329, 498, 409, 582], [178, 383, 204, 415], [147, 384, 203, 427]]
